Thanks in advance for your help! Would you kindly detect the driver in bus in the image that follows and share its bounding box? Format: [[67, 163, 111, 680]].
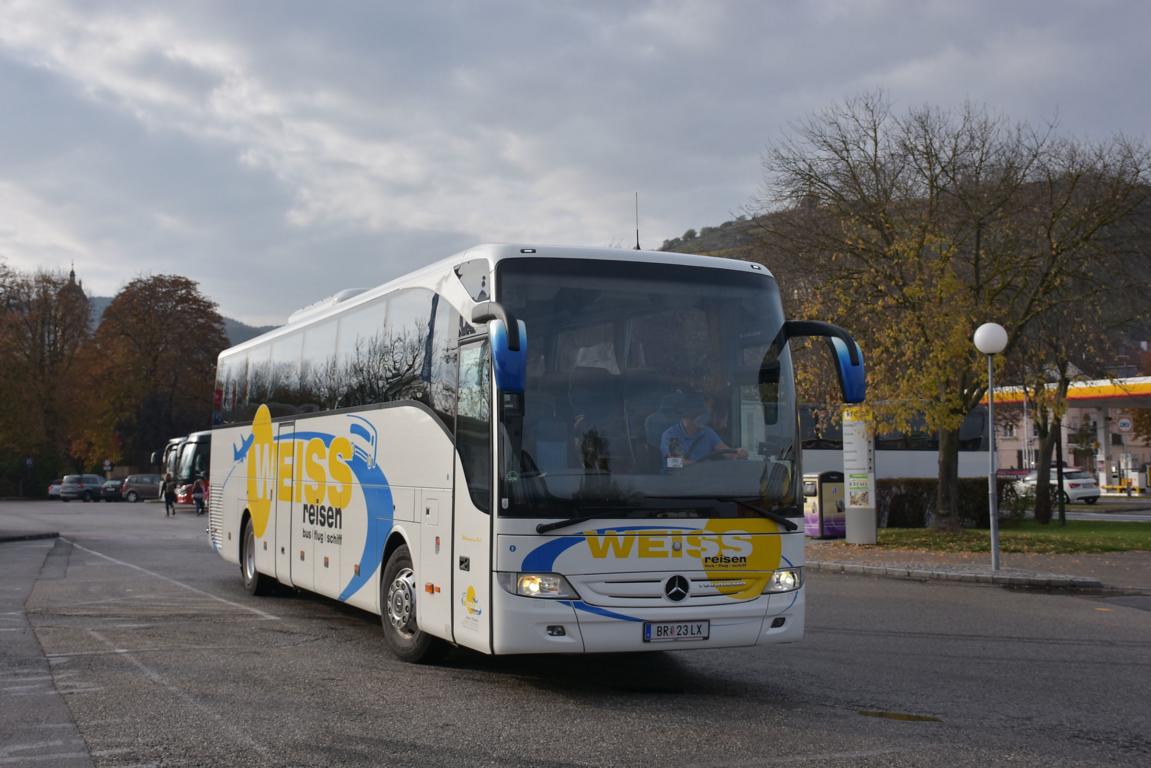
[[660, 393, 747, 470]]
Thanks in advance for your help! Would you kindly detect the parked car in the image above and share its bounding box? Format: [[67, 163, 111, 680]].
[[59, 474, 106, 502], [120, 474, 163, 503], [1015, 469, 1100, 504], [101, 479, 125, 502], [47, 479, 63, 498]]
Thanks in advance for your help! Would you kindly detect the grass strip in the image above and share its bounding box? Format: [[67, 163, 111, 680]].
[[876, 520, 1151, 554]]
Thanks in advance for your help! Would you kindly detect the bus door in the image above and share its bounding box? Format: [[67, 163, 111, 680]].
[[275, 422, 304, 589], [450, 339, 493, 653]]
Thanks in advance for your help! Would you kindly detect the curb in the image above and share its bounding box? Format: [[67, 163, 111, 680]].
[[0, 531, 60, 544], [807, 559, 1105, 591]]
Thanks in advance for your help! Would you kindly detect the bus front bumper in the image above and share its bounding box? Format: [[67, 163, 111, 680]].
[[491, 587, 804, 654]]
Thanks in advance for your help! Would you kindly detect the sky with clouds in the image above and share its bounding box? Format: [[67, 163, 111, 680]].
[[2, 0, 1149, 324]]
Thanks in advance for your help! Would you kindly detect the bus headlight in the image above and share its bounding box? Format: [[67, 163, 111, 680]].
[[763, 567, 803, 593], [496, 572, 579, 599]]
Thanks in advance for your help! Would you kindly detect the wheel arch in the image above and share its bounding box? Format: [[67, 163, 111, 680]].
[[379, 529, 411, 612], [239, 508, 252, 563]]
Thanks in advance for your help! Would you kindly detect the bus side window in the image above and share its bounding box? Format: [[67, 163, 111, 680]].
[[429, 297, 459, 429], [456, 342, 491, 513]]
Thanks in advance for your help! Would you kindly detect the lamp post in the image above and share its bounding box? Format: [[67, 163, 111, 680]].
[[974, 323, 1008, 571]]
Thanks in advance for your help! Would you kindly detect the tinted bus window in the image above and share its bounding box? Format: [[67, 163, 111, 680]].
[[456, 341, 491, 512], [339, 298, 390, 408], [269, 332, 304, 411], [300, 319, 340, 411]]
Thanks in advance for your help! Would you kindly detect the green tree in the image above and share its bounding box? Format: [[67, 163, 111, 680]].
[[756, 93, 1150, 528]]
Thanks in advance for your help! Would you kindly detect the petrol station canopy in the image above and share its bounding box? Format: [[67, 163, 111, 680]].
[[990, 376, 1151, 410]]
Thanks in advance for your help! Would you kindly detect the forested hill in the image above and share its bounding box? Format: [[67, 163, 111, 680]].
[[88, 296, 277, 346], [658, 216, 764, 259]]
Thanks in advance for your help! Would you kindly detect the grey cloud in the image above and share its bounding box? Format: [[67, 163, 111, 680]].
[[0, 0, 1148, 324]]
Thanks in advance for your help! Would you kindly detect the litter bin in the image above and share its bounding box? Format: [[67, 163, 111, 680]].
[[803, 471, 845, 539]]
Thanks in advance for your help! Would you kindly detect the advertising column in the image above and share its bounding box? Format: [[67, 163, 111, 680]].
[[842, 407, 877, 544], [1096, 407, 1111, 489]]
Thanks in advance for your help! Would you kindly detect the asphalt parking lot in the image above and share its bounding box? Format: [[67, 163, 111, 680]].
[[2, 500, 1150, 767]]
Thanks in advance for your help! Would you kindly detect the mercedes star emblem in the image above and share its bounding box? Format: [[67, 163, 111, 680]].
[[664, 575, 689, 602]]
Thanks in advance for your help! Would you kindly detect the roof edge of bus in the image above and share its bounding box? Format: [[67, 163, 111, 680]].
[[219, 243, 775, 358], [461, 243, 773, 273]]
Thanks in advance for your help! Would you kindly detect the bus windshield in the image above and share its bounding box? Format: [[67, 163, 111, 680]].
[[496, 257, 796, 519], [176, 440, 208, 483]]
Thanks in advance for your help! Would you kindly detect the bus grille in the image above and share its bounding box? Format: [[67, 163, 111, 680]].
[[208, 484, 224, 552], [574, 575, 765, 605]]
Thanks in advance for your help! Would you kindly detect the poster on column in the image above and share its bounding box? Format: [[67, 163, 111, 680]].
[[842, 407, 875, 509]]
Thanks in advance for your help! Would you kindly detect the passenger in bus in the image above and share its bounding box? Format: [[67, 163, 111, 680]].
[[660, 394, 746, 469]]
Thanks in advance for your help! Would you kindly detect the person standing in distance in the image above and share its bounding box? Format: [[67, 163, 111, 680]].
[[192, 476, 205, 516], [162, 473, 177, 517]]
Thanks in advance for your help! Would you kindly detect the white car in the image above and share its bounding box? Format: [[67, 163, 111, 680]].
[[1015, 469, 1100, 504]]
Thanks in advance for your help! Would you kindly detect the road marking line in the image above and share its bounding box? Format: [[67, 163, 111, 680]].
[[46, 643, 256, 660], [0, 739, 79, 757], [63, 540, 278, 621], [0, 754, 90, 765], [86, 629, 270, 758]]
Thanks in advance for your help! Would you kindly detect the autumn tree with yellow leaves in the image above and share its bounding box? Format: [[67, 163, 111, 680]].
[[0, 266, 91, 484], [76, 275, 229, 467], [756, 93, 1150, 528]]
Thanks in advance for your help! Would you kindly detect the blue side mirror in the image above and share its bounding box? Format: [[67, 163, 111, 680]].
[[491, 318, 527, 394], [777, 320, 866, 404], [471, 301, 527, 394], [828, 337, 866, 404]]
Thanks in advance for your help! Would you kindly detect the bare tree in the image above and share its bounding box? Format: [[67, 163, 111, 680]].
[[755, 92, 1150, 528]]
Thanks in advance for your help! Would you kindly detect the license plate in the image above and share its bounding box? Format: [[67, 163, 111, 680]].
[[643, 620, 710, 643]]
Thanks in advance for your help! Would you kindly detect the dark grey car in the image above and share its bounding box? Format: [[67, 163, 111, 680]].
[[60, 474, 106, 502], [121, 474, 163, 503]]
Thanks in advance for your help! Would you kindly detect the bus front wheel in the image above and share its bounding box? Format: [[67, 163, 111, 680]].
[[380, 544, 447, 663], [241, 518, 274, 596]]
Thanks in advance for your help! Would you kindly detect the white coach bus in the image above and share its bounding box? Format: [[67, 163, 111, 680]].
[[209, 244, 865, 662]]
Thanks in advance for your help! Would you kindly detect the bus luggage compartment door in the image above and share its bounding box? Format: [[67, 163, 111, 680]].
[[417, 492, 453, 643], [274, 422, 295, 586]]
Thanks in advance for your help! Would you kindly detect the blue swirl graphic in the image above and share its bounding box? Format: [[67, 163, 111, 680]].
[[338, 433, 393, 601], [558, 600, 642, 622]]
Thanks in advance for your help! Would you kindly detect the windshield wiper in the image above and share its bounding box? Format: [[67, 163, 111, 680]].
[[642, 495, 800, 531], [535, 499, 800, 534], [731, 498, 800, 531], [535, 508, 651, 534]]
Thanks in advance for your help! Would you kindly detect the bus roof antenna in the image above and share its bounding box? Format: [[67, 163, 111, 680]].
[[634, 192, 641, 250]]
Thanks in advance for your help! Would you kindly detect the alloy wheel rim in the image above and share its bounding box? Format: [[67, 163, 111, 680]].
[[386, 567, 416, 637], [244, 526, 255, 582]]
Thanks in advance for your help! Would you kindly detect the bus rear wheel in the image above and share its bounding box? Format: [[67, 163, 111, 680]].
[[241, 518, 274, 596], [380, 544, 447, 664]]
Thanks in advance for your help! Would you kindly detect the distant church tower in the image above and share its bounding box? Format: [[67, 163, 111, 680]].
[[59, 260, 90, 331]]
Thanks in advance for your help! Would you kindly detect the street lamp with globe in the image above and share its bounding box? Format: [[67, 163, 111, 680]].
[[974, 322, 1008, 571]]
